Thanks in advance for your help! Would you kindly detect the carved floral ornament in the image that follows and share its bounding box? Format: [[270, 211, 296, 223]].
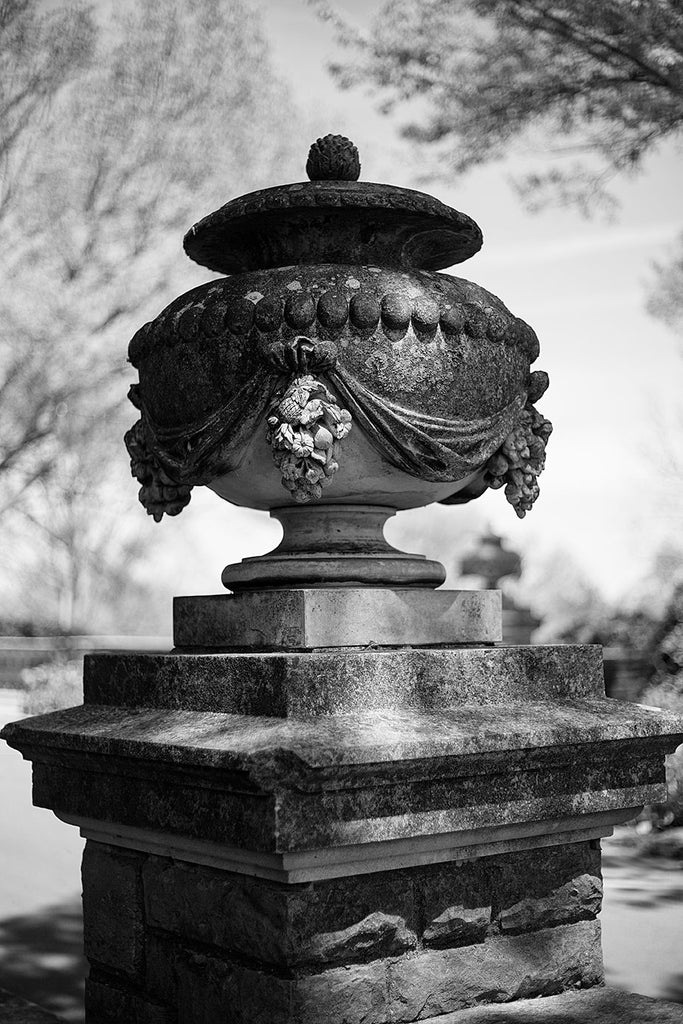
[[266, 372, 352, 503]]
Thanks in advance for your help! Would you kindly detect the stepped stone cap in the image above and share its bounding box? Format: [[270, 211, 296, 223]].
[[183, 134, 483, 274]]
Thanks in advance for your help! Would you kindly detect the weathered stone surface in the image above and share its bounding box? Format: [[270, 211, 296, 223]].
[[174, 950, 393, 1024], [175, 951, 293, 1024], [81, 644, 605, 714], [110, 919, 601, 1022], [138, 843, 599, 979], [34, 853, 661, 1024], [143, 857, 288, 965], [305, 911, 416, 964], [127, 261, 537, 522], [422, 904, 491, 947], [6, 696, 676, 856], [496, 873, 602, 934], [422, 987, 683, 1023], [85, 977, 171, 1024], [82, 842, 144, 976], [286, 874, 417, 964], [11, 697, 679, 772], [147, 929, 395, 1023], [184, 173, 482, 274], [143, 854, 418, 966], [28, 738, 663, 856], [421, 843, 601, 943], [292, 961, 389, 1024], [70, 806, 629, 884], [388, 921, 602, 1021], [173, 588, 502, 650], [221, 505, 448, 591], [3, 640, 681, 1024], [144, 933, 178, 1007]]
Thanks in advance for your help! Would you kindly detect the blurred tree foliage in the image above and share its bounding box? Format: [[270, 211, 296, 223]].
[[316, 0, 683, 214], [1, 0, 297, 514], [21, 658, 82, 715], [520, 543, 683, 825], [2, 416, 157, 632], [649, 231, 683, 338], [641, 582, 683, 826], [0, 0, 95, 221], [0, 0, 299, 630], [515, 545, 607, 643], [647, 232, 683, 513], [0, 0, 95, 509]]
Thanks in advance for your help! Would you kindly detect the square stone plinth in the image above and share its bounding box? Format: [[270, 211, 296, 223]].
[[173, 588, 502, 650]]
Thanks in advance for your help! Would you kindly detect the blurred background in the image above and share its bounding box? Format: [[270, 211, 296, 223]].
[[1, 0, 682, 1018]]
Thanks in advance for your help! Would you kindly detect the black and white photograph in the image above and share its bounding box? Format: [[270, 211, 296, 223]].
[[0, 1, 682, 1020]]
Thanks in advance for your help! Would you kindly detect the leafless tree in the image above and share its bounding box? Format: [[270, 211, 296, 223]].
[[315, 0, 683, 214]]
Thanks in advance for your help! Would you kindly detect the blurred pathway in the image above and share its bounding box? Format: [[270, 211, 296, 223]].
[[602, 833, 683, 1002], [0, 697, 85, 1021]]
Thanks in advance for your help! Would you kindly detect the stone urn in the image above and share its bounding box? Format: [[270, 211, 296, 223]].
[[125, 135, 551, 592]]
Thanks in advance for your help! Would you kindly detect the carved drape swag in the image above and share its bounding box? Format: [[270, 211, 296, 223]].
[[125, 284, 551, 522]]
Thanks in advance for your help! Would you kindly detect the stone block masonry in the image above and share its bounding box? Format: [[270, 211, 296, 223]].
[[82, 839, 603, 1023]]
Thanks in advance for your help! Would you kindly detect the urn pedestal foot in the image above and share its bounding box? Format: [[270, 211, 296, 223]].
[[222, 505, 447, 591]]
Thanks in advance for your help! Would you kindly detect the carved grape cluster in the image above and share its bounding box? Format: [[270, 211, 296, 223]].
[[266, 375, 352, 502], [124, 419, 192, 522], [485, 403, 553, 519]]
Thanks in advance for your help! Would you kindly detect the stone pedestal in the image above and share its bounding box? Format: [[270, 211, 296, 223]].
[[3, 609, 683, 1023]]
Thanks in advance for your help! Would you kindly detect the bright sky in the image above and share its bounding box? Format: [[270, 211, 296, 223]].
[[159, 0, 683, 612]]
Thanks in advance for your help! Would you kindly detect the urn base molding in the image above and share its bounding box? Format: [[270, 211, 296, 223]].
[[221, 505, 447, 591]]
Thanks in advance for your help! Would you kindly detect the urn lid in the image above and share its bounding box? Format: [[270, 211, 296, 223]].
[[183, 135, 483, 275]]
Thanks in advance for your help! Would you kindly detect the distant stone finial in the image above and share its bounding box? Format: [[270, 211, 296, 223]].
[[306, 135, 361, 181]]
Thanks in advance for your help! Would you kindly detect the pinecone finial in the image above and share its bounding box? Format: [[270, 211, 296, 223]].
[[306, 135, 361, 181]]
